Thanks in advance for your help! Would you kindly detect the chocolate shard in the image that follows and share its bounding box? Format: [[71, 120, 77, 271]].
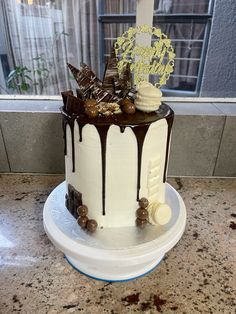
[[127, 87, 137, 101], [77, 88, 93, 100], [113, 77, 122, 96], [123, 63, 132, 87], [92, 86, 112, 103], [67, 63, 80, 79], [111, 94, 123, 104], [61, 90, 73, 110], [103, 47, 120, 94], [67, 61, 121, 105], [86, 88, 93, 99], [76, 88, 85, 100], [67, 63, 93, 93], [80, 63, 101, 84], [119, 63, 132, 98], [66, 94, 85, 115]]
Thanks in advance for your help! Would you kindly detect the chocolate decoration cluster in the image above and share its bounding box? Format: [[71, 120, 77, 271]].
[[65, 48, 136, 120], [77, 205, 98, 233], [136, 197, 149, 229]]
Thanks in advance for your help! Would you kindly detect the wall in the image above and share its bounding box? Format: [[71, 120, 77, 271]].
[[200, 0, 236, 97], [0, 99, 236, 177]]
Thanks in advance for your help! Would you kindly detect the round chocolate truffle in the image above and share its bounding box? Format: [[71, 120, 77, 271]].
[[77, 216, 88, 228], [139, 197, 149, 209], [136, 207, 148, 220], [86, 219, 98, 233], [77, 205, 88, 217], [84, 99, 97, 108], [136, 218, 147, 229], [122, 103, 136, 114], [85, 107, 99, 118], [120, 98, 132, 107]]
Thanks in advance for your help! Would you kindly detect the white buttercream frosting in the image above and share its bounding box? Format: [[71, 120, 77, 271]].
[[65, 118, 168, 228], [135, 82, 162, 112]]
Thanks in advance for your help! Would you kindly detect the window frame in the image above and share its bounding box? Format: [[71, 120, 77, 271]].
[[98, 0, 215, 96]]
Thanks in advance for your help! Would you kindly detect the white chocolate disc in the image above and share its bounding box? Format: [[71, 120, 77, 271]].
[[148, 202, 172, 225]]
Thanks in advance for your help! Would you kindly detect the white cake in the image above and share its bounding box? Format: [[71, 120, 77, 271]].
[[61, 62, 174, 232], [60, 18, 177, 233]]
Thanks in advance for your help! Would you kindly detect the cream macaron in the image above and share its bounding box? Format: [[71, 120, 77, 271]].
[[135, 81, 162, 112]]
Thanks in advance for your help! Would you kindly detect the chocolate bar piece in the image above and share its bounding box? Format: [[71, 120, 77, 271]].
[[61, 90, 73, 110], [66, 94, 85, 115]]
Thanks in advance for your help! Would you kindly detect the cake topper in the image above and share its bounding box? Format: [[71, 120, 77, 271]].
[[114, 25, 175, 87]]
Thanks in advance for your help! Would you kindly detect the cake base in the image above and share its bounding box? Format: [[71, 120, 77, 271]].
[[43, 182, 186, 282]]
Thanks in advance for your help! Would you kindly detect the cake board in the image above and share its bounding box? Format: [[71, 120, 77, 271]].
[[43, 182, 186, 282]]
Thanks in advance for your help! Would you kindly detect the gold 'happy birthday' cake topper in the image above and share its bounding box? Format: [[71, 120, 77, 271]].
[[114, 25, 175, 87]]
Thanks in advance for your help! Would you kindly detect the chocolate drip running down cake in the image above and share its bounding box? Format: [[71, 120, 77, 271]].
[[61, 45, 174, 231]]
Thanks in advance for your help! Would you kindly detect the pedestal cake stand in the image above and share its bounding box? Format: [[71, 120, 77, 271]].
[[43, 182, 186, 282]]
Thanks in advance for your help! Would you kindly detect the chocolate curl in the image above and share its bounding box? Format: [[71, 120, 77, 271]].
[[61, 90, 73, 110], [66, 94, 85, 115], [102, 47, 120, 94]]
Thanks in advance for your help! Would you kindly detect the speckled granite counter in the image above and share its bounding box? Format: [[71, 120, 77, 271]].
[[0, 175, 235, 314]]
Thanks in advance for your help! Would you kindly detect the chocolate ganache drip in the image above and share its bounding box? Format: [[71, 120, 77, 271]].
[[61, 56, 174, 216], [94, 125, 110, 215], [61, 104, 173, 215], [163, 113, 174, 182], [131, 124, 150, 201]]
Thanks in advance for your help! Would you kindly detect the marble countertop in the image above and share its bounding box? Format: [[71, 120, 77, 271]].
[[0, 175, 235, 314]]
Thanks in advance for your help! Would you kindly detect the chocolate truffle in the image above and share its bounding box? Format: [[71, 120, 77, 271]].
[[120, 98, 132, 107], [77, 216, 88, 228], [136, 208, 148, 220], [77, 205, 88, 217], [85, 107, 99, 118], [87, 219, 98, 233], [122, 102, 136, 114], [84, 99, 97, 108], [139, 197, 149, 209], [136, 218, 147, 229]]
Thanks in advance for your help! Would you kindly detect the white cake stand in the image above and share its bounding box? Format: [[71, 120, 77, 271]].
[[43, 182, 186, 282]]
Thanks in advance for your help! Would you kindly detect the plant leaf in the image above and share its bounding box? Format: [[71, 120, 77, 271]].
[[7, 70, 17, 78], [21, 82, 30, 91]]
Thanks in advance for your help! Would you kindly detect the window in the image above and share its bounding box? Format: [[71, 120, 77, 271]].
[[0, 0, 99, 95], [0, 0, 222, 97], [99, 0, 214, 96]]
